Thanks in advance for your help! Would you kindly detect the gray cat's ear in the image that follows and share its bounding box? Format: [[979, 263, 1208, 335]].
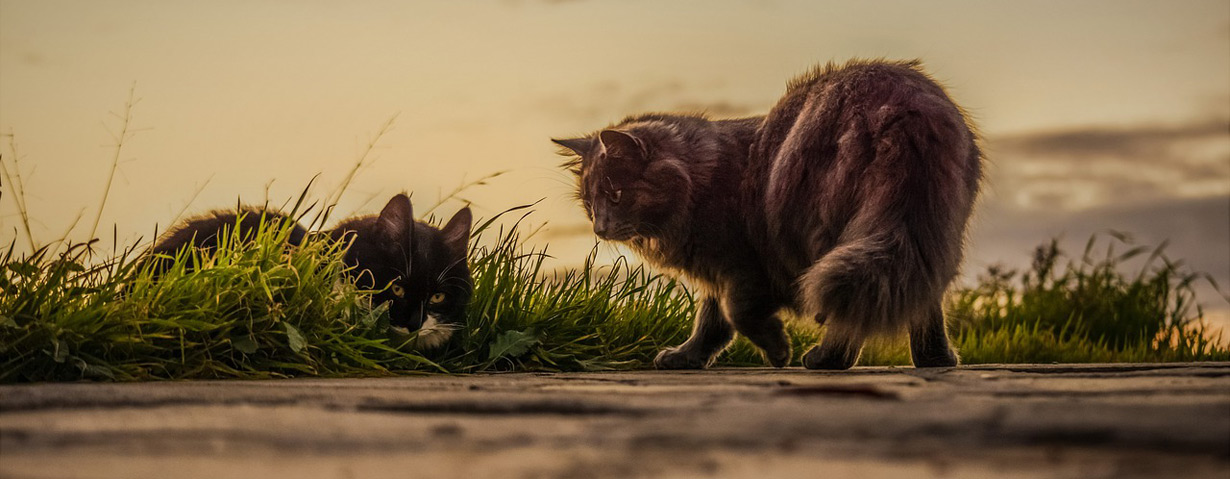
[[441, 206, 472, 257], [377, 194, 415, 240], [552, 137, 594, 157], [598, 130, 645, 161]]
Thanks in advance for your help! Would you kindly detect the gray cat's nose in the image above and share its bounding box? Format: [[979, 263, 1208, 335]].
[[593, 222, 609, 238]]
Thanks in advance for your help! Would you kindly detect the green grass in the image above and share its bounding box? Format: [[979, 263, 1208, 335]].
[[3, 198, 1226, 382], [433, 210, 816, 372], [0, 216, 435, 382], [6, 93, 1223, 382], [946, 235, 1228, 364]]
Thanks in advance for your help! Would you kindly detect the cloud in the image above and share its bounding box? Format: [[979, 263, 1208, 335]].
[[986, 119, 1230, 211], [21, 51, 44, 67], [501, 0, 587, 7], [994, 120, 1227, 160], [967, 194, 1229, 312], [542, 222, 593, 239], [976, 119, 1230, 311], [669, 101, 759, 117], [537, 80, 759, 124], [621, 80, 686, 111]]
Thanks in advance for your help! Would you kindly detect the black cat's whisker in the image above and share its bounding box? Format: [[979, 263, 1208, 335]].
[[438, 280, 474, 298], [438, 276, 473, 290], [435, 257, 470, 283], [400, 239, 413, 282]]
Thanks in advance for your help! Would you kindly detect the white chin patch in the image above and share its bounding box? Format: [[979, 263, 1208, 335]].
[[414, 314, 455, 350]]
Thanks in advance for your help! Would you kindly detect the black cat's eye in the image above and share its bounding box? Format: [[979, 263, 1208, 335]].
[[391, 284, 405, 298], [429, 292, 447, 305]]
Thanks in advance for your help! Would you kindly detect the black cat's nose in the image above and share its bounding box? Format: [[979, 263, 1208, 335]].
[[593, 222, 609, 238], [392, 305, 425, 332]]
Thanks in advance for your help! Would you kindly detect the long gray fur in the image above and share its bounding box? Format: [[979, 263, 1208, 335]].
[[555, 59, 982, 369]]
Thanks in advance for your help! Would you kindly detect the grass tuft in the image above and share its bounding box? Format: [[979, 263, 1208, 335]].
[[1, 216, 433, 382], [2, 204, 1226, 382], [945, 234, 1227, 364]]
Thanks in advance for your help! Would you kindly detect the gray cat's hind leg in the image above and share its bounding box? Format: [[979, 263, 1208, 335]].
[[802, 325, 863, 370], [909, 302, 958, 368], [655, 297, 734, 369]]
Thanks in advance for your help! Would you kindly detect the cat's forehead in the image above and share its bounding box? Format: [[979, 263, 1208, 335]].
[[579, 161, 611, 189], [583, 151, 638, 184], [408, 224, 466, 272]]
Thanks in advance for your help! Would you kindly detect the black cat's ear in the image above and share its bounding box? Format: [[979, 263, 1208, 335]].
[[552, 137, 594, 157], [377, 194, 415, 240], [598, 130, 646, 162], [440, 206, 472, 258]]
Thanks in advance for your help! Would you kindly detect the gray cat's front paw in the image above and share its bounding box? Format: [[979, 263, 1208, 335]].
[[763, 345, 791, 368], [654, 347, 710, 369]]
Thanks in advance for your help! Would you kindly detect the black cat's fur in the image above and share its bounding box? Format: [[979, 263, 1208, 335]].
[[147, 194, 473, 348], [554, 59, 982, 369]]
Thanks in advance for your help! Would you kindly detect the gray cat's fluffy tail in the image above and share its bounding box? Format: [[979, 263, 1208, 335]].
[[799, 229, 938, 341]]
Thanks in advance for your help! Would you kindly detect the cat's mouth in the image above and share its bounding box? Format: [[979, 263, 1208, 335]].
[[389, 325, 412, 335], [598, 226, 638, 241], [388, 315, 461, 350]]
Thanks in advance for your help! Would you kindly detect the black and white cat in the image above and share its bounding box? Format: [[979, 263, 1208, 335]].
[[147, 194, 472, 348]]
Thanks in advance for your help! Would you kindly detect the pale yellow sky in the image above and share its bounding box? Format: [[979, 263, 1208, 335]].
[[2, 1, 1228, 312]]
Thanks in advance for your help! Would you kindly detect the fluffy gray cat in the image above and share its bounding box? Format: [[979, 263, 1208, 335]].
[[554, 59, 982, 369]]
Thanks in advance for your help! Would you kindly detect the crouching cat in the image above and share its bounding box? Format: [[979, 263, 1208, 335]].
[[147, 194, 472, 349], [554, 59, 981, 369]]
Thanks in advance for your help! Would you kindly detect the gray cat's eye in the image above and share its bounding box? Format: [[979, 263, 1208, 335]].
[[609, 189, 622, 204]]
